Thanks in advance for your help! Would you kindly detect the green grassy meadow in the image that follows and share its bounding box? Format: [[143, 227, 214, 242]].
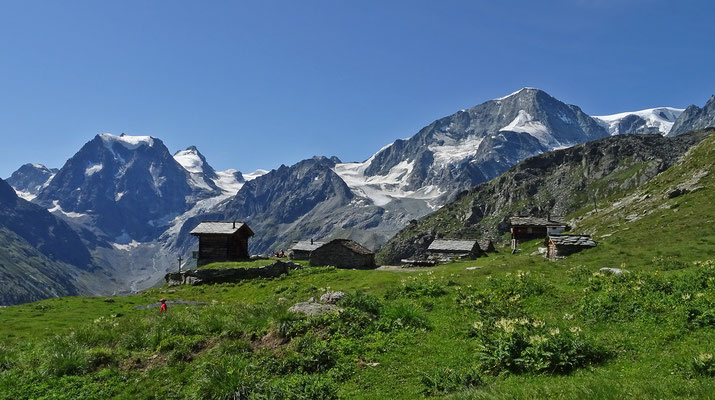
[[0, 136, 713, 399]]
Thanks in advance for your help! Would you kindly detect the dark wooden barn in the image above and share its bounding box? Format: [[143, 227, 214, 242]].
[[427, 239, 483, 260], [287, 240, 325, 260], [309, 239, 376, 269], [510, 216, 568, 250], [190, 221, 254, 267], [545, 234, 597, 260]]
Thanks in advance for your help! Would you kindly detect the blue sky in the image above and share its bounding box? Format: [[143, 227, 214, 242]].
[[1, 0, 713, 178]]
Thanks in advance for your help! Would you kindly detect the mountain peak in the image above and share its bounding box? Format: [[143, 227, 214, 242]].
[[494, 87, 544, 101], [98, 133, 155, 150], [174, 146, 213, 176]]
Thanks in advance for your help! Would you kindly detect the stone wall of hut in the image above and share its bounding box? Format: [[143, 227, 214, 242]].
[[309, 243, 375, 269]]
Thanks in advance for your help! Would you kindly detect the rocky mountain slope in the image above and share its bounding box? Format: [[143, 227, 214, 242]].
[[376, 129, 713, 264], [669, 95, 715, 136], [0, 178, 96, 304], [6, 163, 58, 201]]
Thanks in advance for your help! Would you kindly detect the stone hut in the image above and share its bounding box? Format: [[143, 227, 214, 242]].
[[545, 234, 597, 260], [191, 221, 254, 267], [510, 216, 568, 249], [309, 239, 376, 269], [427, 239, 482, 260], [288, 240, 325, 260]]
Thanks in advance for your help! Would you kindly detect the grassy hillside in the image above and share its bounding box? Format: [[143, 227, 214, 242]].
[[0, 135, 713, 399], [376, 130, 712, 265]]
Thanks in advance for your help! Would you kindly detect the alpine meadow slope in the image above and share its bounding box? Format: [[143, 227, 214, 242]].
[[0, 132, 713, 399]]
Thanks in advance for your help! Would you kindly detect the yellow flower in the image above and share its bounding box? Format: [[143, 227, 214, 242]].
[[570, 326, 582, 334], [549, 328, 560, 336]]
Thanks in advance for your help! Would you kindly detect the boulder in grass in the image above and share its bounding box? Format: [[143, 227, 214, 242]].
[[600, 267, 629, 275], [289, 297, 341, 316], [319, 291, 345, 304]]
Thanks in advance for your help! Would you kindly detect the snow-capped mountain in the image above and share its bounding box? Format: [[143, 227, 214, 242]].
[[333, 88, 608, 207], [669, 95, 715, 136], [593, 107, 684, 136], [5, 163, 58, 201], [7, 88, 709, 303], [35, 134, 202, 242]]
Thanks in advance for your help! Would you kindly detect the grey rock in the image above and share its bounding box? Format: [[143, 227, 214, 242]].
[[600, 267, 629, 275], [669, 95, 715, 136], [289, 300, 341, 317], [319, 291, 346, 304]]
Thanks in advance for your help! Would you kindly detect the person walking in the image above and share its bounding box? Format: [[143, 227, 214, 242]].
[[159, 298, 167, 313]]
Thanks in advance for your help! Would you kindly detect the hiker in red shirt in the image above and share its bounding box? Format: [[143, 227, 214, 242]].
[[160, 298, 167, 313]]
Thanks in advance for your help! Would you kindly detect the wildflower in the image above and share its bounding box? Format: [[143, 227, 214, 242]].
[[472, 321, 484, 330], [549, 328, 560, 336], [696, 293, 704, 298], [563, 313, 574, 320], [532, 320, 545, 328], [509, 294, 521, 303], [455, 286, 462, 291], [495, 318, 516, 333], [697, 353, 713, 362], [570, 326, 582, 334], [682, 294, 691, 300], [529, 335, 548, 344], [518, 318, 529, 325]]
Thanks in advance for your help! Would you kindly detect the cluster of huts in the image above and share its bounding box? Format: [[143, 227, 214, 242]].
[[509, 216, 597, 259], [189, 215, 597, 269], [190, 222, 376, 269]]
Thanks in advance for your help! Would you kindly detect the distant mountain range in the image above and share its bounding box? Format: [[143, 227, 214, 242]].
[[3, 88, 714, 304]]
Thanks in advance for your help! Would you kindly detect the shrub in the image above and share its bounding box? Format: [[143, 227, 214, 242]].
[[338, 291, 382, 315], [191, 356, 266, 400], [378, 300, 431, 331], [0, 345, 15, 371], [420, 366, 483, 396], [471, 317, 606, 375], [275, 310, 309, 338], [691, 352, 715, 377], [386, 272, 449, 299], [268, 374, 339, 400], [43, 335, 90, 377]]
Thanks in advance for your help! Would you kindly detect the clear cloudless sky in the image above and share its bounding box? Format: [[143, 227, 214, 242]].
[[1, 0, 714, 178]]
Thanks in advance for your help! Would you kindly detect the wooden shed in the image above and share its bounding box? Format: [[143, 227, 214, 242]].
[[309, 239, 376, 269], [190, 221, 254, 267], [510, 216, 568, 249], [545, 234, 597, 260], [287, 240, 325, 260], [427, 239, 482, 260]]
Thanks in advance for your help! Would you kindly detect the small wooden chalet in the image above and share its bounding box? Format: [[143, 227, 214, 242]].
[[510, 216, 568, 249], [309, 239, 376, 269], [545, 234, 597, 260], [190, 221, 254, 267], [427, 239, 483, 260], [287, 240, 325, 260]]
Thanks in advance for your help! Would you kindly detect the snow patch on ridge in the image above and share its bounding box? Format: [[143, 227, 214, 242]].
[[500, 110, 552, 145], [173, 149, 204, 173], [243, 169, 269, 181], [214, 169, 244, 195], [494, 87, 539, 101], [334, 158, 443, 207], [429, 133, 484, 166], [592, 107, 684, 135], [99, 133, 155, 150], [85, 164, 103, 176]]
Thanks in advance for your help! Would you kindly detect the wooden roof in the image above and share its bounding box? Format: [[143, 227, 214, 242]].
[[510, 216, 567, 227], [428, 239, 477, 252], [289, 240, 325, 252], [548, 234, 596, 247], [190, 221, 254, 236], [318, 239, 374, 255]]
